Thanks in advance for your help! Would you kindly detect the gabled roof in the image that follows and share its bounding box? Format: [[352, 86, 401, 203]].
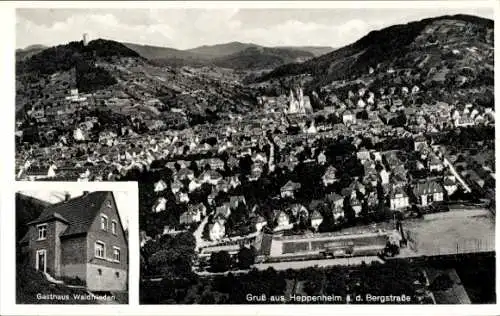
[[443, 177, 456, 186], [277, 210, 289, 219], [181, 208, 200, 217], [308, 199, 324, 210], [27, 191, 110, 238], [215, 203, 231, 217], [310, 210, 323, 220], [389, 187, 408, 199], [281, 180, 301, 191], [229, 195, 246, 208], [326, 192, 344, 203], [177, 168, 194, 177], [188, 203, 206, 212], [413, 180, 444, 196], [255, 215, 267, 223], [171, 179, 184, 188], [24, 166, 50, 176], [323, 165, 337, 177], [202, 170, 222, 179], [208, 220, 224, 231], [429, 154, 442, 165], [27, 211, 70, 226]]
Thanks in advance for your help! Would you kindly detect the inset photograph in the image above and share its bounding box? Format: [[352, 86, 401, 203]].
[[16, 187, 131, 304]]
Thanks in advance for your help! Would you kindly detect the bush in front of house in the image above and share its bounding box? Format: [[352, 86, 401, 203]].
[[60, 276, 86, 287]]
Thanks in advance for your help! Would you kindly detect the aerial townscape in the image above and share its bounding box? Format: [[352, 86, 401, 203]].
[[15, 12, 495, 305]]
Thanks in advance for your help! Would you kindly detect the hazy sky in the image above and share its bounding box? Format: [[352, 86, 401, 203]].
[[20, 190, 131, 229], [16, 7, 494, 50]]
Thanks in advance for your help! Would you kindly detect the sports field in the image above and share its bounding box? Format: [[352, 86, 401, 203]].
[[402, 208, 494, 257]]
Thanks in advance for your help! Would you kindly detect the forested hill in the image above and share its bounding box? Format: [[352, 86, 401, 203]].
[[15, 193, 50, 242], [255, 14, 494, 89], [16, 44, 48, 62], [211, 46, 314, 70], [16, 39, 144, 94], [127, 41, 321, 69], [17, 39, 142, 76]]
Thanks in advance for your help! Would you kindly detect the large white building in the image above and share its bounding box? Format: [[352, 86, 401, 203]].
[[389, 188, 409, 210], [287, 87, 313, 114], [209, 220, 226, 241]]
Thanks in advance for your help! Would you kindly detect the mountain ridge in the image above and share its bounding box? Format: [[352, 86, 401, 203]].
[[19, 40, 335, 70], [185, 41, 259, 57], [125, 41, 332, 69]]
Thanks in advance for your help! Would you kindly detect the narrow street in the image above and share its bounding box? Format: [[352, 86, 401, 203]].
[[193, 211, 211, 251]]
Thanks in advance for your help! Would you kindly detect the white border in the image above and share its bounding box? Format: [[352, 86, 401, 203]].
[[1, 1, 499, 315], [5, 0, 497, 10]]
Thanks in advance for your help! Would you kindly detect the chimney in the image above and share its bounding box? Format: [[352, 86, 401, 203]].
[[64, 192, 71, 201]]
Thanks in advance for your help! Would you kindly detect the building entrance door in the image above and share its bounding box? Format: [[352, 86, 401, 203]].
[[36, 249, 47, 273]]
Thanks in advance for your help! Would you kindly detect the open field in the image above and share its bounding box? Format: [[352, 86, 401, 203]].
[[402, 208, 494, 257]]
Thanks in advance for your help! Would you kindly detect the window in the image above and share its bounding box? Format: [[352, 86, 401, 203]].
[[113, 247, 121, 262], [37, 224, 47, 240], [115, 272, 120, 278], [100, 214, 108, 231], [95, 241, 105, 259], [112, 221, 117, 235], [97, 268, 102, 276]]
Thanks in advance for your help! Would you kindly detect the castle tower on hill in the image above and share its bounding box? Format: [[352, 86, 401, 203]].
[[83, 33, 89, 46]]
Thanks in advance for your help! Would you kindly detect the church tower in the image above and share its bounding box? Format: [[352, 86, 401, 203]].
[[298, 86, 305, 113], [288, 89, 297, 114]]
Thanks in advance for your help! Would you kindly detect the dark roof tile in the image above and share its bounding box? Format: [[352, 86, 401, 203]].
[[29, 191, 110, 237]]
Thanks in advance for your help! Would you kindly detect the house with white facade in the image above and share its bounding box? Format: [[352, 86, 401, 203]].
[[413, 180, 445, 207], [389, 187, 409, 210]]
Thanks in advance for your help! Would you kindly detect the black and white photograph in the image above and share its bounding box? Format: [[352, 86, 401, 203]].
[[10, 2, 497, 308], [15, 187, 131, 304]]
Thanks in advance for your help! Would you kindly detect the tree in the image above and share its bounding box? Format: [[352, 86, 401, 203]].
[[384, 242, 400, 257], [172, 231, 196, 250], [238, 156, 253, 175], [356, 110, 369, 120], [141, 239, 161, 262], [143, 231, 196, 277], [430, 274, 454, 292], [237, 246, 256, 269], [388, 113, 407, 127], [210, 251, 231, 273], [315, 115, 326, 125], [343, 198, 356, 223], [206, 137, 218, 147], [302, 269, 325, 296]]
